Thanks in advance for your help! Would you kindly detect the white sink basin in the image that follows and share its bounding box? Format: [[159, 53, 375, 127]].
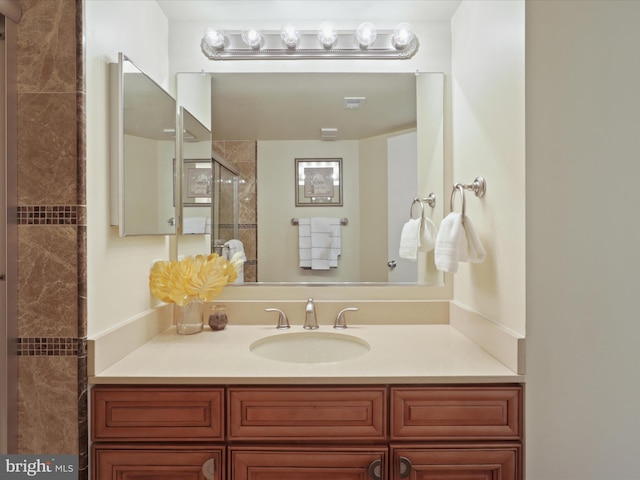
[[250, 331, 370, 364]]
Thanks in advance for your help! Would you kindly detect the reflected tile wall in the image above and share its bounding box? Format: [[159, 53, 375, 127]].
[[15, 0, 86, 478], [213, 140, 258, 281]]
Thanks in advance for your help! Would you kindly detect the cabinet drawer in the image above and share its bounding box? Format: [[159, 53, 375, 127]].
[[228, 387, 387, 441], [230, 446, 387, 480], [92, 386, 224, 441], [93, 445, 224, 480], [391, 385, 522, 440], [391, 445, 520, 480]]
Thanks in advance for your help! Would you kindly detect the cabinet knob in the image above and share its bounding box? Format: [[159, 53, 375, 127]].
[[368, 459, 382, 480], [202, 458, 215, 480], [399, 456, 412, 478]]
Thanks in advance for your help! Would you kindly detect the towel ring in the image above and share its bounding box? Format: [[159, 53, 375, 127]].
[[450, 183, 466, 221], [410, 197, 425, 219]]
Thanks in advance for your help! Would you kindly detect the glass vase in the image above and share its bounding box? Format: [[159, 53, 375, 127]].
[[175, 301, 203, 335]]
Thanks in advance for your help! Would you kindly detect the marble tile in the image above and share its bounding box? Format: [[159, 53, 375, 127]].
[[18, 225, 78, 338], [238, 228, 257, 261], [18, 356, 78, 454], [18, 93, 77, 205], [17, 0, 77, 94]]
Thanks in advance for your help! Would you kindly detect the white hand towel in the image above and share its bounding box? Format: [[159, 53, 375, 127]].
[[420, 217, 438, 253], [434, 213, 468, 273], [399, 218, 422, 260], [298, 218, 312, 268], [182, 216, 207, 234], [310, 217, 332, 270], [463, 215, 486, 263], [327, 218, 342, 267], [434, 213, 486, 273]]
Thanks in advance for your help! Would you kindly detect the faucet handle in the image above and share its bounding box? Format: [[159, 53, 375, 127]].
[[265, 308, 290, 329], [334, 307, 359, 329]]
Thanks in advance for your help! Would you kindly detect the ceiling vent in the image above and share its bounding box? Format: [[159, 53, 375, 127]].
[[321, 127, 338, 141], [343, 96, 366, 109]]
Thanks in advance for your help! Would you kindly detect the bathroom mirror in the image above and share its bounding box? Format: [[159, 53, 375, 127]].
[[176, 71, 444, 285], [110, 53, 177, 236]]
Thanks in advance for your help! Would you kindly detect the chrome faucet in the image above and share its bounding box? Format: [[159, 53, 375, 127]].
[[334, 307, 359, 329], [304, 298, 319, 330], [264, 308, 290, 329]]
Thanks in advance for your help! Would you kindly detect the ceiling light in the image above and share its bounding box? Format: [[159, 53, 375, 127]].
[[391, 23, 415, 50], [280, 24, 300, 49], [356, 22, 377, 48], [241, 28, 263, 49], [317, 22, 338, 49]]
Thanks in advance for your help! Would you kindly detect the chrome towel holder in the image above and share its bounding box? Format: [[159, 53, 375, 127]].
[[450, 176, 486, 223], [409, 193, 437, 219]]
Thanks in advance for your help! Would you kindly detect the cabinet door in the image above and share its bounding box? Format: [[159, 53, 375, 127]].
[[392, 445, 520, 480], [230, 447, 387, 480], [93, 445, 224, 480]]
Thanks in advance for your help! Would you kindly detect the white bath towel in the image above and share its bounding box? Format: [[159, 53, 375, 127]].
[[420, 217, 439, 253], [298, 217, 342, 270], [182, 216, 207, 234], [434, 213, 485, 273], [225, 239, 247, 282], [399, 218, 422, 260]]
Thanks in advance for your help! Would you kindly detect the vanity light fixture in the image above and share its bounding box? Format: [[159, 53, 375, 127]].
[[241, 28, 263, 49], [355, 22, 377, 48], [280, 24, 300, 49], [200, 22, 418, 60]]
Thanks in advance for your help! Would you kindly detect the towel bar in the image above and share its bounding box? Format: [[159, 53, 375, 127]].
[[291, 217, 348, 225]]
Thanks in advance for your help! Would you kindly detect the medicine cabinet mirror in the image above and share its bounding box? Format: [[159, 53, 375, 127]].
[[110, 53, 177, 236]]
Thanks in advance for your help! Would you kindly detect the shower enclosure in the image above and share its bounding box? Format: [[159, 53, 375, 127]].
[[211, 157, 240, 255]]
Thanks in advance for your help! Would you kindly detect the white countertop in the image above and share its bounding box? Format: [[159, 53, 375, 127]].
[[89, 324, 523, 385]]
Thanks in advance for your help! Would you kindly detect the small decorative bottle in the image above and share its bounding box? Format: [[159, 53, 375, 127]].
[[206, 304, 228, 331]]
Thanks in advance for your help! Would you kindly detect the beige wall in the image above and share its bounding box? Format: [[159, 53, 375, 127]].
[[85, 0, 171, 336], [450, 1, 526, 336], [526, 1, 640, 476]]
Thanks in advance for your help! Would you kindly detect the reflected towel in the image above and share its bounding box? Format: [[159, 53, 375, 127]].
[[182, 216, 207, 234], [434, 213, 485, 273], [225, 239, 247, 282], [399, 218, 422, 260], [298, 217, 342, 270]]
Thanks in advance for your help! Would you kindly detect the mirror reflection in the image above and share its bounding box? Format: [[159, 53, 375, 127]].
[[176, 72, 443, 285], [112, 54, 177, 236]]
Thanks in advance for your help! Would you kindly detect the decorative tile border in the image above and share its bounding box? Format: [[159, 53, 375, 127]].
[[18, 205, 79, 225], [17, 337, 82, 356]]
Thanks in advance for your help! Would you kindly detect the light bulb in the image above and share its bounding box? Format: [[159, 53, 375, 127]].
[[241, 28, 263, 49], [280, 24, 300, 48], [202, 28, 226, 51], [392, 23, 415, 50], [317, 22, 338, 49], [356, 22, 377, 48]]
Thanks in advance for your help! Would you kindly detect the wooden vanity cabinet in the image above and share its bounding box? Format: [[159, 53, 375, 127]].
[[91, 384, 523, 480], [389, 385, 523, 480], [91, 386, 225, 480]]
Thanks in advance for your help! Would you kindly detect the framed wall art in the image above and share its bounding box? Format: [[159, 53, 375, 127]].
[[295, 158, 342, 207]]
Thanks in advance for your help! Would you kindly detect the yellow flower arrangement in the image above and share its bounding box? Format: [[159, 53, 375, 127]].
[[149, 253, 241, 306]]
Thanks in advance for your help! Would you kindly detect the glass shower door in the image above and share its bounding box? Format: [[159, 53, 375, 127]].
[[211, 159, 239, 255]]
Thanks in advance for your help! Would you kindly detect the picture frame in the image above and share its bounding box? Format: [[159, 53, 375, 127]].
[[295, 158, 343, 207], [182, 158, 212, 207]]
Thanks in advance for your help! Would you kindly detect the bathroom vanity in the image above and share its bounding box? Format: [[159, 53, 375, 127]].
[[89, 324, 524, 479]]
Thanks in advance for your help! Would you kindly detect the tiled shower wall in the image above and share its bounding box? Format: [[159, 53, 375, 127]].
[[213, 140, 258, 282], [14, 0, 86, 477]]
